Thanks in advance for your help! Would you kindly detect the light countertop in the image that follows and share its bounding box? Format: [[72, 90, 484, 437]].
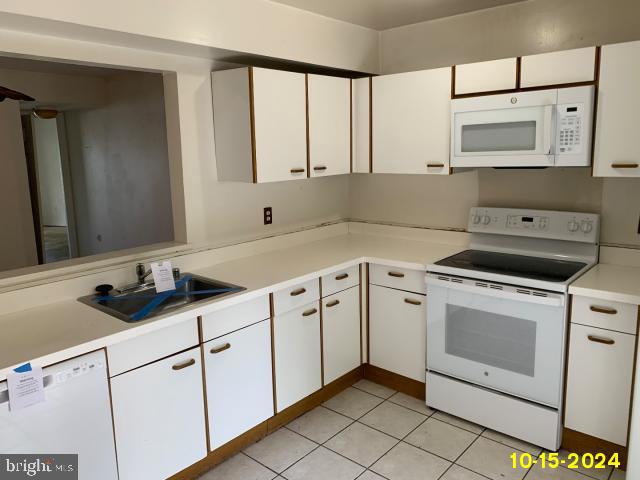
[[0, 232, 463, 381], [569, 263, 640, 305]]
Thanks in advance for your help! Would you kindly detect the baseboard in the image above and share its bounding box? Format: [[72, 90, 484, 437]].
[[363, 363, 425, 400], [169, 365, 364, 479], [562, 428, 628, 471]]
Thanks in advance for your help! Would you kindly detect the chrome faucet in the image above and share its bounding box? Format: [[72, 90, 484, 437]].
[[135, 263, 152, 285]]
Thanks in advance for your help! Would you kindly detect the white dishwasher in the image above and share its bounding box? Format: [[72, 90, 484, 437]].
[[0, 350, 118, 480]]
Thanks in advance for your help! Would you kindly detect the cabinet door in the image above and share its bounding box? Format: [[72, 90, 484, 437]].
[[204, 319, 273, 450], [594, 41, 640, 177], [454, 58, 517, 95], [323, 286, 361, 384], [520, 47, 596, 88], [308, 74, 351, 177], [372, 68, 450, 174], [274, 301, 322, 411], [111, 347, 207, 480], [565, 323, 636, 445], [252, 67, 308, 182], [352, 77, 370, 173], [369, 284, 426, 382]]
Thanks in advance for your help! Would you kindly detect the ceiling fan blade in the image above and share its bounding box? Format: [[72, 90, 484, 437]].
[[0, 85, 36, 102]]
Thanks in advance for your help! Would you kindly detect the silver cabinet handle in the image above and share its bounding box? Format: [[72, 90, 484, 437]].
[[210, 343, 231, 354], [404, 298, 422, 306], [588, 335, 615, 345], [172, 358, 196, 370], [302, 308, 318, 317]]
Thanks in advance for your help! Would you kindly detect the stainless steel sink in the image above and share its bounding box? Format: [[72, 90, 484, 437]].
[[78, 274, 245, 322]]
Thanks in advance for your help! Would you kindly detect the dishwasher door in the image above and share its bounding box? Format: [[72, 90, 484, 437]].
[[0, 349, 118, 480]]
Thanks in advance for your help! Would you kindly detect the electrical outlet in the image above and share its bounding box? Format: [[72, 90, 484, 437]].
[[264, 207, 272, 225]]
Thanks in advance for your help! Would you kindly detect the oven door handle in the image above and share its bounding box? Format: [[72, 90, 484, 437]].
[[426, 274, 565, 307]]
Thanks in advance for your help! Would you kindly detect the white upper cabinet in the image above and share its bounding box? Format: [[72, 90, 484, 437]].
[[372, 67, 451, 175], [520, 47, 596, 88], [212, 67, 307, 183], [594, 40, 640, 177], [308, 74, 351, 177], [454, 58, 517, 95], [352, 77, 370, 173]]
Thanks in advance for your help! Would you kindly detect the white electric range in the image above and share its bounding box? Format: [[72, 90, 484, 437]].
[[425, 207, 599, 450]]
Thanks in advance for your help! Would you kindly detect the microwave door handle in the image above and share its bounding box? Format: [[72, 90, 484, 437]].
[[543, 105, 554, 155]]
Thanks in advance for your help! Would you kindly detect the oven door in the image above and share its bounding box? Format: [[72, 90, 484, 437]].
[[426, 274, 566, 407]]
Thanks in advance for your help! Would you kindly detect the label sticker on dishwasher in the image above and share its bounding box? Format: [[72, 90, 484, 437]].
[[150, 260, 176, 293], [7, 363, 44, 411]]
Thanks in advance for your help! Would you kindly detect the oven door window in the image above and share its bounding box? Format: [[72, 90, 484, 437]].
[[445, 305, 536, 377]]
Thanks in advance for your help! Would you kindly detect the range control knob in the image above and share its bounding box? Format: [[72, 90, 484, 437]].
[[568, 220, 580, 232], [472, 215, 482, 225], [482, 215, 491, 225], [581, 221, 593, 233]]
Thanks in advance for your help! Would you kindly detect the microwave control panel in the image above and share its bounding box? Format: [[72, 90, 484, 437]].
[[557, 103, 584, 154]]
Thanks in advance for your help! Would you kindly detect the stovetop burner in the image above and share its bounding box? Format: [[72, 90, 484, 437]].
[[434, 250, 587, 283]]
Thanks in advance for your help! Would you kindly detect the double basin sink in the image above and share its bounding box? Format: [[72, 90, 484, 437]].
[[79, 274, 245, 323]]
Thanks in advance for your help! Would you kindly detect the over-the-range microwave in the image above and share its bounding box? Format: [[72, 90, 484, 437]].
[[450, 86, 594, 168]]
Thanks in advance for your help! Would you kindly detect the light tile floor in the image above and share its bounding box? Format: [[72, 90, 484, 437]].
[[199, 379, 626, 480]]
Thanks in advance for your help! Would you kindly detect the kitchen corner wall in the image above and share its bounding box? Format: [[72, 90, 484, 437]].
[[351, 0, 640, 248]]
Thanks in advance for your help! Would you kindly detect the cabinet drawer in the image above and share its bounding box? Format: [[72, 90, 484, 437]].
[[572, 295, 638, 334], [565, 323, 636, 445], [108, 318, 199, 376], [455, 58, 517, 95], [369, 264, 426, 294], [322, 265, 360, 297], [273, 278, 320, 315], [201, 295, 270, 342]]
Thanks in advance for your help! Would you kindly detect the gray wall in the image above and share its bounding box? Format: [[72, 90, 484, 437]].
[[65, 71, 174, 256], [350, 0, 640, 248]]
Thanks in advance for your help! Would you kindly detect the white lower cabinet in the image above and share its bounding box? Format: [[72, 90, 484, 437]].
[[369, 284, 426, 382], [204, 319, 274, 450], [565, 322, 636, 446], [323, 286, 361, 384], [111, 346, 207, 480], [274, 301, 322, 411]]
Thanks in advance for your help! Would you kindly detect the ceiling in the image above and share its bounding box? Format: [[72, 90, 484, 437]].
[[270, 0, 528, 30]]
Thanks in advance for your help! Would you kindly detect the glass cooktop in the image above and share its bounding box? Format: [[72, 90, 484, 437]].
[[434, 249, 587, 283]]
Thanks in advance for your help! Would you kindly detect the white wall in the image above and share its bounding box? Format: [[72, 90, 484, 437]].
[[0, 101, 38, 270], [350, 0, 640, 248], [32, 117, 67, 227], [65, 72, 174, 256]]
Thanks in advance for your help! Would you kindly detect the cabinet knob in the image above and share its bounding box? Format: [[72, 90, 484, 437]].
[[326, 299, 340, 308], [335, 273, 349, 281], [587, 335, 615, 345], [290, 287, 306, 297], [210, 343, 231, 354], [172, 358, 196, 370], [302, 308, 318, 317]]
